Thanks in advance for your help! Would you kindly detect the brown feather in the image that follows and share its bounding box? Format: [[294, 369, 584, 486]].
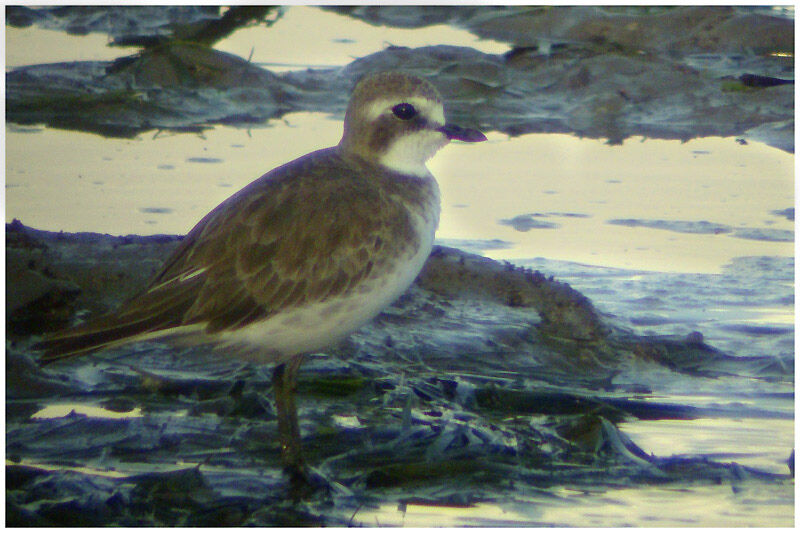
[[37, 147, 437, 362]]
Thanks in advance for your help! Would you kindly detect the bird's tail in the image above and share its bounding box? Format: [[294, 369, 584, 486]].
[[35, 284, 199, 364], [35, 307, 180, 364]]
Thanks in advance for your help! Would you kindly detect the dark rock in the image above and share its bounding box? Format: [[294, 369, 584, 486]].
[[464, 6, 793, 55], [740, 73, 794, 88], [7, 247, 81, 336], [6, 6, 43, 28], [499, 214, 561, 231], [771, 207, 794, 221]]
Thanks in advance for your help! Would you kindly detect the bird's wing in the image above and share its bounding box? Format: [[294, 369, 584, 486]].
[[39, 150, 430, 360]]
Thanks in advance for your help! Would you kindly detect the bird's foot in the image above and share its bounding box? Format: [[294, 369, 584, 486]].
[[285, 464, 351, 503], [285, 464, 327, 501]]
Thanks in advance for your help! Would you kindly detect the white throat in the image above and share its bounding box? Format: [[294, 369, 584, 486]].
[[378, 130, 449, 178]]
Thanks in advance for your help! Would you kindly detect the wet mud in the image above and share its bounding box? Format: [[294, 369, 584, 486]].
[[607, 217, 794, 242], [6, 221, 793, 526], [6, 5, 794, 150]]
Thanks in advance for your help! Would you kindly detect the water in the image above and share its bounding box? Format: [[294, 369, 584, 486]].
[[355, 482, 794, 527], [6, 128, 793, 274], [5, 5, 795, 527], [5, 6, 509, 70]]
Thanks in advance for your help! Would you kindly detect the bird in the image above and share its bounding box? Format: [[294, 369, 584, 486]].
[[35, 71, 487, 488]]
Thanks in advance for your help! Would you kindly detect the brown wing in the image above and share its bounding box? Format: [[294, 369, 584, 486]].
[[38, 148, 430, 361]]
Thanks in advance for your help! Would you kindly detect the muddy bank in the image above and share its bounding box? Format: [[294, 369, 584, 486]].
[[607, 218, 794, 242], [6, 221, 792, 526], [6, 5, 278, 46], [327, 5, 793, 54], [6, 5, 794, 150]]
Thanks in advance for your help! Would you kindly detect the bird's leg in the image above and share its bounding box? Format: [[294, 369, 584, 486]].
[[272, 355, 306, 481]]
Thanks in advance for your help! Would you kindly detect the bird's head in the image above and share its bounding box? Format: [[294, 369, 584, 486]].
[[339, 71, 486, 177]]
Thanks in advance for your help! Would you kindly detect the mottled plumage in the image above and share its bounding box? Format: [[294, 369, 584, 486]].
[[39, 148, 439, 361], [36, 71, 486, 485]]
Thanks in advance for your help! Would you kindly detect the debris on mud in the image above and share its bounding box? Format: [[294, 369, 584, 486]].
[[6, 5, 793, 150], [7, 221, 792, 526]]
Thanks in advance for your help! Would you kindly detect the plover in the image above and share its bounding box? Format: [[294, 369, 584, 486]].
[[37, 71, 486, 484]]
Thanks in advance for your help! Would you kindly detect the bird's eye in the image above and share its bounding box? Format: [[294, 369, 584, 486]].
[[391, 103, 417, 120]]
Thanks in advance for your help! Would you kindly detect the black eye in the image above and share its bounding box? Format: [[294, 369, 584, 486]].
[[391, 103, 417, 120]]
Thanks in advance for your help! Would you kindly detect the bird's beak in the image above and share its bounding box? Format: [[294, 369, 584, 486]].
[[437, 123, 487, 143]]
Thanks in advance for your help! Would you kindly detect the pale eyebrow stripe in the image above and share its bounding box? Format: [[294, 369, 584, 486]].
[[364, 97, 445, 126]]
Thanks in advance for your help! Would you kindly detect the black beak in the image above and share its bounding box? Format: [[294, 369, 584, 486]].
[[437, 123, 487, 143]]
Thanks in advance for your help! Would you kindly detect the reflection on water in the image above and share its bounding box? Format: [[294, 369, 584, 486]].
[[7, 459, 131, 479], [32, 404, 144, 420], [355, 500, 537, 528], [5, 114, 341, 237], [6, 122, 793, 274], [619, 417, 793, 475], [432, 132, 793, 273], [356, 482, 793, 527], [6, 6, 510, 72], [216, 6, 510, 71], [5, 26, 128, 67]]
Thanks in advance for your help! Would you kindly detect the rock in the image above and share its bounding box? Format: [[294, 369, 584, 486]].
[[5, 221, 183, 328], [106, 43, 284, 90], [7, 248, 81, 336], [464, 6, 793, 55], [7, 220, 790, 526], [499, 214, 561, 232]]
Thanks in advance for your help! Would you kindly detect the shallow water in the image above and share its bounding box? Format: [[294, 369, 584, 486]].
[[5, 5, 795, 528], [6, 126, 793, 275], [355, 481, 794, 527], [6, 5, 794, 272], [6, 6, 509, 70], [514, 253, 794, 499]]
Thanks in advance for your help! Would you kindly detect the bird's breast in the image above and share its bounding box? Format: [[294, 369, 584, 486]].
[[218, 176, 440, 362]]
